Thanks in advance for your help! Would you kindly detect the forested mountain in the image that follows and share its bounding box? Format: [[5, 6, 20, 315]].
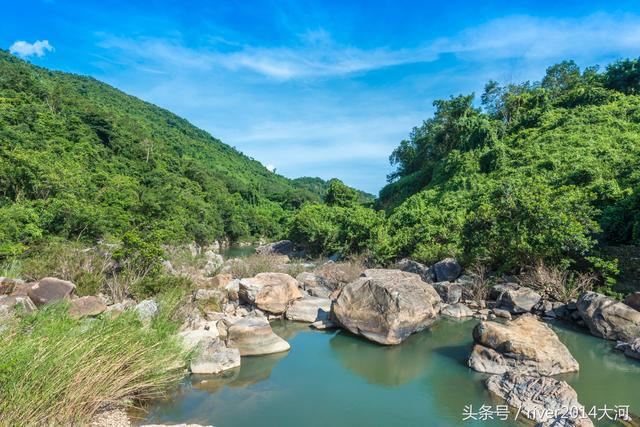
[[0, 50, 333, 255]]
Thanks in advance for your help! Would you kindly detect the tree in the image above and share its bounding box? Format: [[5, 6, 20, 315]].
[[324, 179, 358, 207]]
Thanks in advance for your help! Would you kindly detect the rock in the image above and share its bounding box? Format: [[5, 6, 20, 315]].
[[492, 308, 512, 320], [577, 291, 640, 342], [441, 303, 473, 318], [255, 240, 294, 256], [433, 258, 462, 282], [225, 317, 290, 356], [134, 299, 158, 325], [0, 277, 25, 295], [486, 371, 594, 427], [615, 338, 640, 360], [190, 338, 241, 375], [623, 292, 640, 312], [332, 269, 440, 345], [0, 295, 37, 319], [431, 281, 463, 304], [207, 273, 234, 289], [495, 285, 541, 314], [194, 288, 225, 303], [312, 261, 364, 290], [296, 272, 332, 297], [310, 319, 337, 330], [202, 252, 224, 276], [27, 277, 75, 306], [395, 258, 435, 283], [469, 314, 579, 375], [239, 273, 302, 314], [179, 324, 220, 351], [68, 296, 107, 318], [285, 296, 331, 322], [489, 282, 520, 300]]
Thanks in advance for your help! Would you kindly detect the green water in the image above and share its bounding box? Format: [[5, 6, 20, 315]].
[[221, 245, 256, 259], [138, 319, 640, 427]]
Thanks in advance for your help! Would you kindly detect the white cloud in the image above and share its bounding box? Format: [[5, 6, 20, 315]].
[[265, 164, 276, 172], [97, 13, 640, 80], [9, 40, 54, 58]]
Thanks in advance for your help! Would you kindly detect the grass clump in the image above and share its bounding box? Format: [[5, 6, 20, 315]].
[[0, 292, 187, 427]]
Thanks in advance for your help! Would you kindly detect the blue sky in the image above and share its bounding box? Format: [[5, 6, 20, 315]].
[[3, 0, 640, 194]]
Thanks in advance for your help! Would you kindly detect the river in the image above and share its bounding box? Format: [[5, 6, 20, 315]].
[[137, 318, 640, 426]]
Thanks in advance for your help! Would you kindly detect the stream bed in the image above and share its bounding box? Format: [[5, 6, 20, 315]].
[[138, 319, 640, 427]]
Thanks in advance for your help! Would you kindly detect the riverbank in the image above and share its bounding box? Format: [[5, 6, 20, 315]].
[[2, 240, 639, 426]]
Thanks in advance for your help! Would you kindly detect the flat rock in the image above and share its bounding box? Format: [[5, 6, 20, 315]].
[[179, 324, 220, 351], [486, 371, 594, 427], [469, 314, 579, 375], [432, 281, 463, 304], [226, 317, 290, 356], [207, 273, 234, 289], [68, 296, 106, 318], [27, 277, 75, 306], [310, 319, 337, 330], [441, 303, 473, 318], [190, 338, 241, 375], [577, 291, 640, 342], [495, 285, 541, 314], [332, 269, 440, 345], [285, 296, 331, 323], [239, 273, 302, 314], [492, 308, 512, 320], [433, 258, 462, 282]]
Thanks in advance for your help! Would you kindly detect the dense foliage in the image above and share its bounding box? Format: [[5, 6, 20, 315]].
[[0, 50, 341, 256], [290, 59, 640, 289]]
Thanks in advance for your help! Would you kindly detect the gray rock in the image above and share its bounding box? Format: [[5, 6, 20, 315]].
[[486, 371, 594, 427], [134, 299, 158, 325], [0, 295, 37, 320], [441, 303, 473, 318], [395, 258, 435, 283], [496, 285, 541, 314], [27, 277, 75, 306], [310, 319, 337, 330], [431, 281, 463, 304], [615, 338, 640, 360], [285, 296, 331, 323], [190, 338, 241, 375], [296, 272, 332, 298], [433, 258, 462, 282], [469, 314, 579, 375], [332, 269, 440, 345], [225, 317, 290, 356], [492, 308, 512, 320], [577, 291, 640, 342], [255, 240, 294, 256]]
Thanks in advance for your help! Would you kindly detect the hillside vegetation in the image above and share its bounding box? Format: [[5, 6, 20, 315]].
[[0, 50, 344, 255], [290, 60, 640, 292]]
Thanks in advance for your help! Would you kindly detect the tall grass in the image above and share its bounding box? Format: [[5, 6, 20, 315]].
[[0, 291, 187, 426]]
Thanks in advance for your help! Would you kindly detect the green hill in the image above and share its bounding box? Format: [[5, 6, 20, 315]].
[[380, 60, 640, 280], [0, 50, 328, 255]]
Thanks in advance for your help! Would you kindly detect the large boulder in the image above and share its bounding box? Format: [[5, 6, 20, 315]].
[[486, 371, 594, 427], [495, 284, 541, 314], [285, 296, 331, 323], [239, 273, 302, 314], [623, 292, 640, 312], [296, 272, 332, 298], [577, 291, 640, 342], [225, 317, 290, 356], [332, 269, 440, 345], [394, 259, 435, 283], [190, 338, 241, 375], [433, 258, 462, 282], [207, 273, 234, 289], [27, 277, 75, 306], [255, 240, 294, 256], [431, 282, 462, 304], [68, 296, 106, 318], [469, 314, 579, 375]]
